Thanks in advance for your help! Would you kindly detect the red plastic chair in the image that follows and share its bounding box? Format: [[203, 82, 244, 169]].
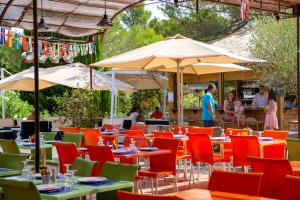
[[120, 136, 148, 164], [187, 133, 231, 187], [280, 175, 300, 200], [248, 156, 293, 198], [230, 136, 260, 170], [130, 124, 148, 134], [153, 131, 174, 139], [86, 145, 114, 176], [225, 128, 249, 136], [263, 130, 288, 139], [52, 142, 79, 174], [188, 127, 214, 136], [81, 128, 101, 146], [117, 190, 183, 200], [60, 127, 81, 134], [138, 138, 179, 194], [124, 130, 144, 138], [208, 170, 263, 196]]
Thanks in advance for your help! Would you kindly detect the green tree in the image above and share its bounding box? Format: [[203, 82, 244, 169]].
[[120, 5, 152, 28], [250, 17, 296, 95]]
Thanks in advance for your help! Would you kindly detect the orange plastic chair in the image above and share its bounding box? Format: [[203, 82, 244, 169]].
[[230, 136, 260, 170], [263, 130, 288, 139], [130, 124, 148, 134], [138, 138, 179, 194], [188, 127, 214, 136], [187, 133, 231, 187], [86, 145, 114, 176], [60, 127, 81, 134], [117, 190, 183, 200], [208, 170, 263, 196], [81, 128, 101, 146], [280, 175, 300, 200], [124, 130, 144, 138], [248, 156, 293, 198], [52, 142, 79, 174], [102, 124, 121, 131], [153, 131, 174, 139]]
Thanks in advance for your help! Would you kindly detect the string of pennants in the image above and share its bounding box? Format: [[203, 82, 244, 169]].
[[0, 27, 95, 64]]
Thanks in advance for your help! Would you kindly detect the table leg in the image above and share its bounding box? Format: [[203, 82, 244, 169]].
[[183, 140, 187, 178], [42, 148, 46, 166]]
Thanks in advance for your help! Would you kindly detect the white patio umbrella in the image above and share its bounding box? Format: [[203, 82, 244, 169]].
[[91, 34, 259, 125], [0, 67, 56, 91]]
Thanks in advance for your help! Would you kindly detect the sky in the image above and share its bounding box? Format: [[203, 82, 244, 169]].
[[145, 1, 168, 20]]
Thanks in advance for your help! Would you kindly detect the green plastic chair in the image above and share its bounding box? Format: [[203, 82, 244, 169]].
[[72, 158, 97, 177], [0, 139, 20, 154], [62, 133, 84, 147], [97, 162, 139, 200], [40, 132, 57, 141], [0, 153, 28, 170], [0, 178, 41, 200], [287, 138, 300, 161]]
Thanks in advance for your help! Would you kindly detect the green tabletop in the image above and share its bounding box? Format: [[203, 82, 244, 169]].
[[0, 169, 21, 177], [4, 176, 133, 200]]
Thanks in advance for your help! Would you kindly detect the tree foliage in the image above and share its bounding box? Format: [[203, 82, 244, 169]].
[[250, 17, 296, 95]]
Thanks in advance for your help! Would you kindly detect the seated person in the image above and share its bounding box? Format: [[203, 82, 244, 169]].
[[149, 107, 163, 119], [234, 99, 245, 128]]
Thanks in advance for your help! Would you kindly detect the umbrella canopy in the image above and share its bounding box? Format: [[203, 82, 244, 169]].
[[91, 34, 258, 125], [91, 34, 258, 69], [104, 70, 168, 90], [158, 63, 250, 75], [40, 63, 135, 92], [0, 67, 55, 91]]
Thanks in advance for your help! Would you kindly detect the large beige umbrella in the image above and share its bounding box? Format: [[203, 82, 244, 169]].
[[91, 34, 259, 125], [0, 67, 56, 91], [40, 63, 135, 92]]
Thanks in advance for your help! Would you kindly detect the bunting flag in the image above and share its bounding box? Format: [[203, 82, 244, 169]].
[[240, 0, 249, 20], [0, 26, 96, 64]]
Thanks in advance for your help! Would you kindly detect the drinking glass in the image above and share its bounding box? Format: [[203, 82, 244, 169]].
[[185, 128, 189, 135], [98, 137, 104, 146], [258, 131, 263, 138], [249, 130, 253, 136], [16, 132, 22, 144], [178, 127, 182, 135], [64, 164, 73, 189], [229, 130, 233, 136], [40, 135, 45, 146], [221, 129, 225, 137], [129, 138, 137, 152]]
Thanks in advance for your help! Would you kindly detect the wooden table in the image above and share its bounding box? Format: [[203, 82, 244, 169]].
[[165, 189, 277, 200]]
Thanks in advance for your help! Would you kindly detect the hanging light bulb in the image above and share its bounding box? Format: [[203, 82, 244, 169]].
[[97, 0, 113, 29], [38, 0, 49, 30]]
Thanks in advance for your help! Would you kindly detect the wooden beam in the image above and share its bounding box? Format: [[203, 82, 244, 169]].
[[0, 0, 15, 25]]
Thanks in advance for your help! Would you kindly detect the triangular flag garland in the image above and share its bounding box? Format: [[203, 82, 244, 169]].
[[240, 0, 249, 20], [0, 27, 95, 64]]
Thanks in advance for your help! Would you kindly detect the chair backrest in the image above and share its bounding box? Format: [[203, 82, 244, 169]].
[[72, 157, 97, 177], [103, 124, 121, 131], [208, 170, 263, 196], [52, 142, 79, 174], [248, 156, 293, 198], [187, 133, 214, 164], [0, 139, 20, 154], [62, 133, 84, 147], [130, 124, 148, 134], [101, 162, 139, 182], [117, 190, 183, 200], [60, 127, 81, 134], [0, 178, 41, 200], [150, 138, 179, 175], [153, 131, 174, 139], [188, 127, 214, 136], [124, 130, 144, 138], [225, 128, 249, 136], [0, 153, 28, 170], [123, 137, 147, 148], [286, 139, 300, 161], [87, 145, 114, 175], [263, 130, 288, 140], [81, 128, 101, 146], [280, 175, 300, 200], [40, 132, 56, 141], [230, 136, 260, 167]]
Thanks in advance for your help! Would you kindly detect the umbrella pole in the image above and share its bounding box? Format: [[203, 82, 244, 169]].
[[297, 15, 300, 139], [176, 61, 181, 125], [1, 68, 5, 119], [33, 0, 40, 172], [180, 68, 184, 125], [110, 70, 115, 124]]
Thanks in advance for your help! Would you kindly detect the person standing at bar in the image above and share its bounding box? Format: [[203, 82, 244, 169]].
[[252, 84, 269, 108], [264, 89, 278, 130], [201, 83, 217, 127]]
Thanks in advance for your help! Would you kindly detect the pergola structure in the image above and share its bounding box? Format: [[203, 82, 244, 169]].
[[1, 0, 300, 171]]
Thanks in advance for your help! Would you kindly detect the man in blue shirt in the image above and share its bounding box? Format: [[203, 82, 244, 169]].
[[202, 83, 217, 127]]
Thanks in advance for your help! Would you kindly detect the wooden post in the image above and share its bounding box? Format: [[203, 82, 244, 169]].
[[297, 15, 300, 138], [278, 96, 284, 130], [218, 73, 224, 109]]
